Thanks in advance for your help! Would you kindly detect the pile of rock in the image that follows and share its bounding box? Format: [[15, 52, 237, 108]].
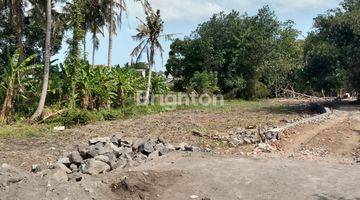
[[227, 127, 278, 147], [34, 135, 203, 179]]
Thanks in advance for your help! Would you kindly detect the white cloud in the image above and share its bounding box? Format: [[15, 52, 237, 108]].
[[150, 0, 224, 21], [270, 0, 340, 12], [128, 0, 340, 22]]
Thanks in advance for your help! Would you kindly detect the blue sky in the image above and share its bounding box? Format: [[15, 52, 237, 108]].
[[54, 0, 341, 71]]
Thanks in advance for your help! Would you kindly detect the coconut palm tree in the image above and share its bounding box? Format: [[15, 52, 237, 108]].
[[30, 0, 52, 121], [131, 2, 173, 104], [85, 0, 107, 68], [105, 0, 127, 67]]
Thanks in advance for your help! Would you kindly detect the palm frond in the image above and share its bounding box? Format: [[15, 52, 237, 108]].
[[17, 54, 37, 69]]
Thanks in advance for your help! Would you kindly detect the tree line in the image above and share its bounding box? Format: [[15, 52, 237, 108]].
[[166, 0, 359, 99], [0, 0, 359, 124]]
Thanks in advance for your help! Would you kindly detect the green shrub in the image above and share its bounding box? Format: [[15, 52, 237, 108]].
[[52, 109, 99, 127], [187, 71, 219, 95], [98, 109, 124, 121], [254, 82, 270, 99]]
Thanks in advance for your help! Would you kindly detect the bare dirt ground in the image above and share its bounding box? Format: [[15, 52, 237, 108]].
[[1, 153, 359, 200], [0, 99, 359, 200], [0, 99, 312, 169]]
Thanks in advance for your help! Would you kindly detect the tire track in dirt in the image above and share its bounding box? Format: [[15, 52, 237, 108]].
[[280, 111, 347, 153], [277, 107, 360, 162]]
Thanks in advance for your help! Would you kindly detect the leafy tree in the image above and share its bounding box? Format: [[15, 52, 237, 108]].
[[303, 0, 360, 96], [166, 7, 302, 99]]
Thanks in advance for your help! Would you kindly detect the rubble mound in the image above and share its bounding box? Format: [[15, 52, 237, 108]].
[[31, 135, 206, 180]]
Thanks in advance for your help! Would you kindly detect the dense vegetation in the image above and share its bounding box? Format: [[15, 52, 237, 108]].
[[166, 1, 360, 99], [166, 6, 303, 99], [302, 0, 360, 96], [0, 0, 359, 125]]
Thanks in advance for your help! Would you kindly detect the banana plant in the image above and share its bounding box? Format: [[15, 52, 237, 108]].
[[91, 67, 117, 109], [0, 50, 42, 123], [114, 68, 145, 107]]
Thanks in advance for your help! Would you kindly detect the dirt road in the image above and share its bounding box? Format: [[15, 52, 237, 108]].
[[1, 153, 359, 200], [273, 104, 360, 163]]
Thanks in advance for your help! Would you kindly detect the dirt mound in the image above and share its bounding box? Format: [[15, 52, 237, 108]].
[[111, 170, 183, 200]]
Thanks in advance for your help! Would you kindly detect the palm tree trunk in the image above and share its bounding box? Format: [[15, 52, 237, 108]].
[[92, 31, 96, 68], [107, 0, 113, 67], [30, 0, 52, 122], [11, 1, 25, 62], [144, 46, 155, 104]]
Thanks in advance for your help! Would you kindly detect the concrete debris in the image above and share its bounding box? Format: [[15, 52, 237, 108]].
[[80, 159, 110, 175], [53, 126, 65, 131], [27, 135, 207, 182], [31, 164, 42, 173], [223, 104, 331, 148]]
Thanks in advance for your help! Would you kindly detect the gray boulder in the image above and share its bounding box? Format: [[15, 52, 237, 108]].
[[110, 134, 122, 145], [80, 159, 110, 175], [154, 143, 168, 156], [53, 163, 72, 174], [120, 138, 133, 148], [69, 164, 78, 173], [88, 142, 113, 157], [132, 138, 146, 152], [69, 151, 83, 164], [57, 157, 71, 166], [95, 155, 110, 163], [139, 139, 157, 155], [147, 150, 160, 160]]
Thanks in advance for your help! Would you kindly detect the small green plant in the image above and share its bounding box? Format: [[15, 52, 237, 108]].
[[51, 109, 99, 127]]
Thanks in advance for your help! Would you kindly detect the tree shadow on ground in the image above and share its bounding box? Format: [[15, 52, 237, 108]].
[[323, 100, 360, 111], [263, 102, 326, 115], [313, 194, 360, 200], [264, 99, 360, 115]]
